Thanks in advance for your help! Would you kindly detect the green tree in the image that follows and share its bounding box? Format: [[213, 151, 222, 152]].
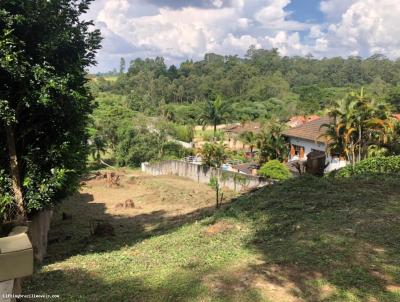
[[239, 131, 257, 154], [0, 0, 101, 220], [119, 57, 126, 74], [89, 134, 107, 164], [209, 175, 223, 209], [323, 88, 395, 165], [201, 143, 227, 168], [116, 127, 160, 167], [201, 142, 227, 209], [199, 96, 230, 136]]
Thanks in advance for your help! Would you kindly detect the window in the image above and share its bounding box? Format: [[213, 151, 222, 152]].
[[290, 144, 305, 158], [293, 145, 302, 155]]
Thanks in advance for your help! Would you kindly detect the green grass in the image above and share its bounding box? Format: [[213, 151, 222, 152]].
[[24, 175, 400, 301]]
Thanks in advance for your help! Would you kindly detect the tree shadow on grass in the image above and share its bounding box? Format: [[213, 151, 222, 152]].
[[24, 264, 266, 302], [220, 175, 400, 301], [42, 189, 230, 264], [23, 267, 205, 302], [28, 173, 400, 301]]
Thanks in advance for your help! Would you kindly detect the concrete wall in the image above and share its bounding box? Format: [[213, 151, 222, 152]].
[[28, 209, 53, 263], [142, 160, 272, 191]]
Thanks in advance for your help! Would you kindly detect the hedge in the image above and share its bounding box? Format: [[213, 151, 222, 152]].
[[258, 160, 292, 181], [333, 156, 400, 178]]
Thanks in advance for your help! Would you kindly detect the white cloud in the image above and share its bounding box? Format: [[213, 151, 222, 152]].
[[319, 0, 358, 21], [255, 0, 308, 30], [86, 0, 400, 72], [213, 34, 262, 55], [263, 31, 307, 56], [316, 0, 400, 58], [89, 0, 311, 71]]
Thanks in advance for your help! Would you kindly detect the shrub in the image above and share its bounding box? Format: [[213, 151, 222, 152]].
[[116, 126, 193, 167], [170, 124, 194, 143], [201, 143, 227, 167], [202, 130, 225, 142], [160, 121, 194, 143], [333, 156, 400, 178], [116, 127, 159, 167], [161, 142, 194, 159], [258, 160, 292, 180]]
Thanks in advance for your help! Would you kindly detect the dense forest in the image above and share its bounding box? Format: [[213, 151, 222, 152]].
[[91, 48, 400, 125]]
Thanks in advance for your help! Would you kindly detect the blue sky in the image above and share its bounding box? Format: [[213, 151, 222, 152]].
[[86, 0, 400, 72], [286, 0, 324, 23]]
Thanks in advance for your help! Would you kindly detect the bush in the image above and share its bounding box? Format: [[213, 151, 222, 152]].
[[116, 127, 160, 167], [116, 126, 193, 167], [333, 156, 400, 178], [258, 160, 292, 180], [167, 123, 194, 143], [161, 142, 194, 159], [202, 130, 225, 142], [201, 143, 227, 167]]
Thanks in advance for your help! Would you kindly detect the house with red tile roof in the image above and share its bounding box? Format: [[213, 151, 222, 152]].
[[283, 117, 348, 173]]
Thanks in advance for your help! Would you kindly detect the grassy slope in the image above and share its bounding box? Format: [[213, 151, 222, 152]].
[[25, 175, 400, 302]]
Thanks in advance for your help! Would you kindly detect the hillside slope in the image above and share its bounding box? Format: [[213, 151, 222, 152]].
[[25, 174, 400, 302]]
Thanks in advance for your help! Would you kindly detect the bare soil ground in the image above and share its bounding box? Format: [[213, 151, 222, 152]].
[[45, 169, 237, 261], [80, 169, 235, 222]]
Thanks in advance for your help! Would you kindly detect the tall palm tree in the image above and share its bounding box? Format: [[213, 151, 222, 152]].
[[256, 121, 288, 164], [239, 131, 257, 154], [319, 122, 346, 159], [90, 135, 107, 163], [323, 88, 395, 165], [199, 96, 230, 136]]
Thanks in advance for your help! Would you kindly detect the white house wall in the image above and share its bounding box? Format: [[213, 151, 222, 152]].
[[289, 138, 326, 157], [288, 137, 347, 172]]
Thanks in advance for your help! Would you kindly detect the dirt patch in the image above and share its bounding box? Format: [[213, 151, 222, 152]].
[[204, 221, 235, 236], [114, 199, 135, 209], [48, 169, 237, 260]]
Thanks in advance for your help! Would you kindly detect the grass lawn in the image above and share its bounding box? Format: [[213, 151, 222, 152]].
[[24, 173, 400, 301]]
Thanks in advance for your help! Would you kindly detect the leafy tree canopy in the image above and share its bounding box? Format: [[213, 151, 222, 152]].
[[0, 0, 101, 220]]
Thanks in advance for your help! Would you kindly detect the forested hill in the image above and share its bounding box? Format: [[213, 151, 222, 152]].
[[90, 48, 400, 124]]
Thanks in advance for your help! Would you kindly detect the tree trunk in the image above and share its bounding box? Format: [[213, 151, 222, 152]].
[[358, 125, 362, 162], [351, 145, 356, 167], [213, 123, 217, 137], [215, 185, 219, 209], [5, 125, 25, 220]]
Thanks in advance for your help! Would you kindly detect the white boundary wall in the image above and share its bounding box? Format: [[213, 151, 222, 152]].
[[141, 160, 272, 191]]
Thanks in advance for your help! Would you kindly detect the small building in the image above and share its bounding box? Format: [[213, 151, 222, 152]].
[[282, 117, 347, 173], [224, 122, 262, 136], [224, 122, 262, 151]]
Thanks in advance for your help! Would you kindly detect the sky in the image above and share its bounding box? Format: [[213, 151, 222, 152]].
[[85, 0, 400, 72]]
